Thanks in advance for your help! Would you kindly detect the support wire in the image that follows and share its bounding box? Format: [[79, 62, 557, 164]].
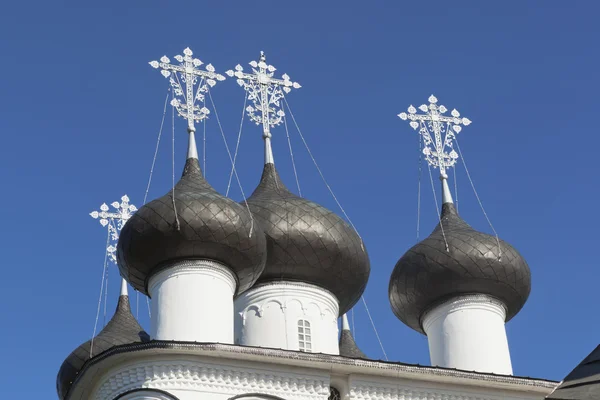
[[361, 296, 388, 361], [90, 227, 111, 357], [453, 161, 459, 212], [455, 139, 502, 260], [283, 114, 302, 195], [226, 93, 248, 196], [138, 87, 170, 319], [171, 92, 181, 231], [207, 88, 255, 237], [427, 164, 449, 252], [416, 135, 423, 241], [282, 96, 364, 251]]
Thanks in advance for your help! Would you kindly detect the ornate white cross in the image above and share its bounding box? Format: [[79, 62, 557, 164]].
[[226, 51, 301, 141], [149, 47, 226, 132], [89, 195, 137, 263], [398, 95, 472, 176]]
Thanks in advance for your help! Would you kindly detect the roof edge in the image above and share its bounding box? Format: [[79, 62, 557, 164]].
[[69, 341, 557, 399]]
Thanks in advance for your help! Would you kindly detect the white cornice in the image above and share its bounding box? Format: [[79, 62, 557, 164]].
[[68, 343, 557, 400], [94, 359, 329, 400]]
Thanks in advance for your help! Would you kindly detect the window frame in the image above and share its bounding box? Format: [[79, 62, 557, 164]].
[[297, 319, 312, 352]]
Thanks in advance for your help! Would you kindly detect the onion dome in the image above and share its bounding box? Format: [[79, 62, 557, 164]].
[[389, 179, 531, 333], [339, 314, 366, 358], [57, 280, 149, 399], [246, 163, 370, 314], [117, 132, 267, 296]]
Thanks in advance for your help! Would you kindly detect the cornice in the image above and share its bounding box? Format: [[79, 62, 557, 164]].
[[69, 342, 557, 399], [95, 360, 329, 400], [350, 380, 520, 400]]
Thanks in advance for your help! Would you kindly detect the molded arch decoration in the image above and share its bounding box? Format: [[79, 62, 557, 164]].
[[114, 388, 180, 400], [228, 393, 288, 400]]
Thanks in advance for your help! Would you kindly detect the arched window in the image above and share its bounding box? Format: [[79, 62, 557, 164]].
[[114, 388, 179, 400], [298, 319, 312, 352], [327, 386, 342, 400], [329, 387, 341, 400]]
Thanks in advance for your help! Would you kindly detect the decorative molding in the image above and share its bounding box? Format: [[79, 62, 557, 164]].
[[351, 381, 524, 400], [422, 294, 507, 333], [149, 259, 236, 295], [237, 281, 339, 325], [72, 342, 557, 400], [95, 360, 329, 400]]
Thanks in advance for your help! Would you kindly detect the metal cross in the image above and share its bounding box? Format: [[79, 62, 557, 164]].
[[398, 95, 472, 176], [226, 51, 301, 141], [149, 47, 226, 132], [90, 195, 137, 263]]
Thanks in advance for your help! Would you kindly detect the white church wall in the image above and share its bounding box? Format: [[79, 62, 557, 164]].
[[235, 282, 339, 354], [422, 294, 513, 375], [91, 355, 330, 400], [88, 352, 549, 400], [148, 260, 236, 343], [350, 377, 545, 400]]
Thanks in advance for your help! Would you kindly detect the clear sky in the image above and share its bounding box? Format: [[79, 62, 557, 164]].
[[0, 1, 598, 397]]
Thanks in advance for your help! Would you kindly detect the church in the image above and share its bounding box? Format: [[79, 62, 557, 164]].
[[56, 48, 598, 400]]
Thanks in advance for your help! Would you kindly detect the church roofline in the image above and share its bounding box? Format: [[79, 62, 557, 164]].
[[67, 341, 557, 399]]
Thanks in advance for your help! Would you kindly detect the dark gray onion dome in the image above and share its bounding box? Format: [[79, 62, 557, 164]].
[[245, 163, 370, 314], [389, 201, 531, 334], [117, 157, 267, 295], [56, 292, 149, 399], [339, 314, 366, 358]]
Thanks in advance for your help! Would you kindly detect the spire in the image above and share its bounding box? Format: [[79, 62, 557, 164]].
[[226, 52, 301, 166], [398, 95, 471, 206], [120, 277, 128, 297], [441, 173, 453, 204], [187, 126, 199, 160], [342, 313, 351, 330], [339, 313, 366, 358], [149, 47, 226, 164]]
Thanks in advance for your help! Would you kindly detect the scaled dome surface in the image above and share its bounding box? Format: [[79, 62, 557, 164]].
[[389, 202, 531, 333], [117, 157, 267, 295], [245, 163, 370, 314]]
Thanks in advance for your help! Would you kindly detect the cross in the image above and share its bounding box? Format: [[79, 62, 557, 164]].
[[149, 47, 226, 132], [226, 51, 301, 143], [398, 95, 472, 177], [89, 195, 137, 263]]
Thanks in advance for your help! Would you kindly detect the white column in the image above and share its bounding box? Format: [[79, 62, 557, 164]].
[[148, 259, 236, 343], [234, 281, 340, 354], [422, 294, 513, 375]]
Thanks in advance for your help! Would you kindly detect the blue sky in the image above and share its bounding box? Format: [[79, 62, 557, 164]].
[[0, 1, 598, 397]]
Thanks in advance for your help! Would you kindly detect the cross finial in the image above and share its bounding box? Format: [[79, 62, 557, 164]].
[[398, 95, 472, 178], [149, 48, 226, 134], [226, 52, 301, 165], [89, 195, 137, 263]]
